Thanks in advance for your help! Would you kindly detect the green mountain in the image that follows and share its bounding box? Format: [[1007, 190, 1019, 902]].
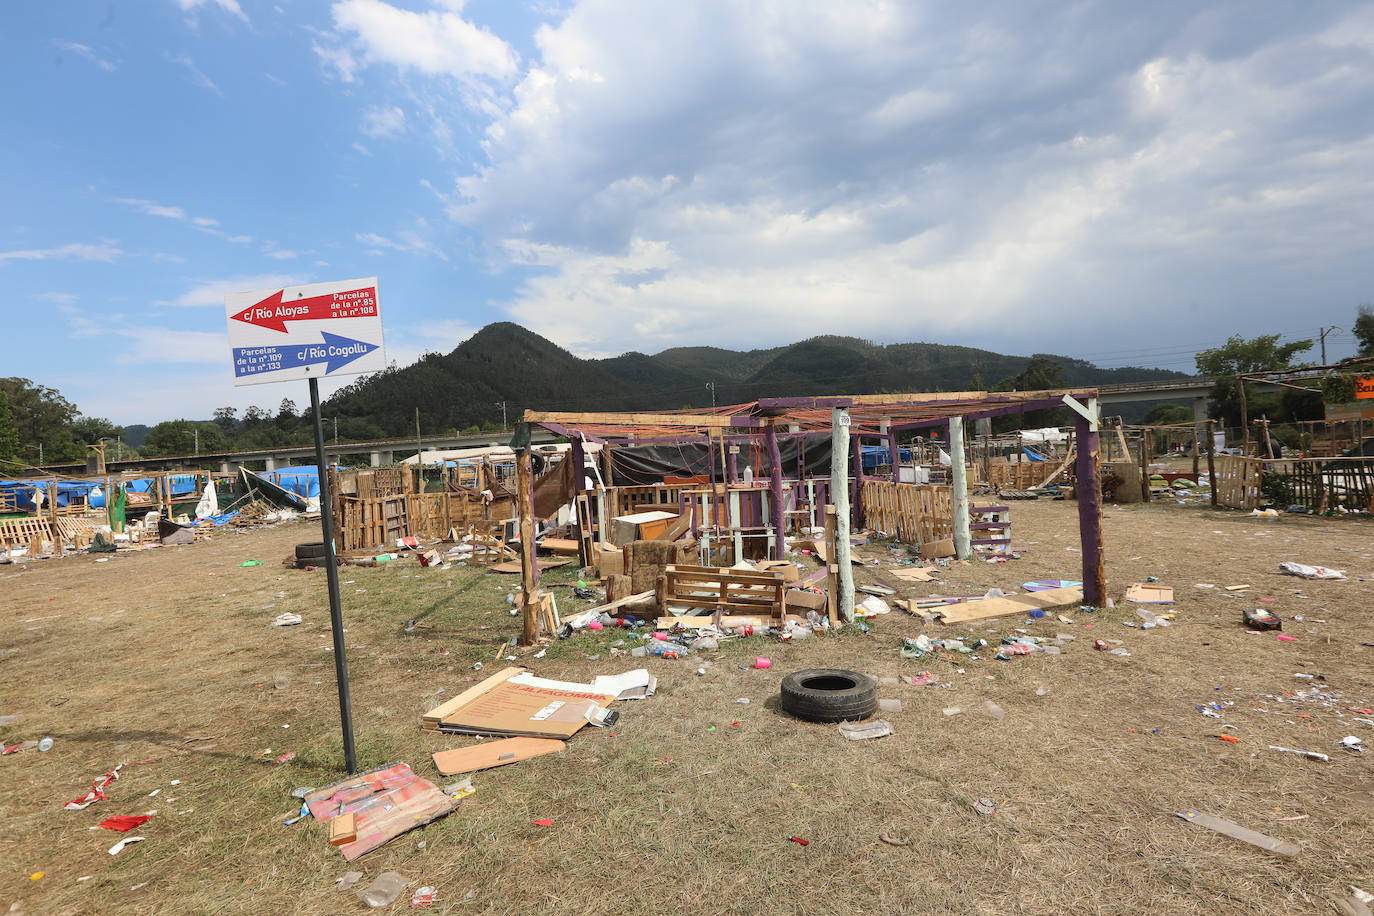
[[322, 322, 1188, 436]]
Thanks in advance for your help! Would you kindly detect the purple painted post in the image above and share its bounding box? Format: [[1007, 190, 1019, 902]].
[[569, 435, 586, 494], [727, 444, 739, 484], [1073, 411, 1106, 605], [888, 431, 900, 484], [765, 421, 786, 560], [851, 431, 865, 529]]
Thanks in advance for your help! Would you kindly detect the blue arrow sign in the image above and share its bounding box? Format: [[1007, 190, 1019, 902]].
[[232, 332, 379, 378]]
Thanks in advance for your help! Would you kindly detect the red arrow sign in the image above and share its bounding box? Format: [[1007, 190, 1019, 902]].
[[230, 286, 377, 333]]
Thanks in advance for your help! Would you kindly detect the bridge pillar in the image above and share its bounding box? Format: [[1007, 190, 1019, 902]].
[[265, 456, 280, 471], [370, 450, 392, 467], [220, 460, 237, 475], [1193, 396, 1208, 453]]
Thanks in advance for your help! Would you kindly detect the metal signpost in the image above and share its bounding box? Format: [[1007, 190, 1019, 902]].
[[225, 277, 385, 774]]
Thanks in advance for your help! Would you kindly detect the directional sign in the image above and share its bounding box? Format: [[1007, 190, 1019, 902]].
[[225, 277, 385, 386]]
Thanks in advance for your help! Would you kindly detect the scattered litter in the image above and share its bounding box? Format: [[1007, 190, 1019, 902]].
[[788, 836, 810, 846], [972, 798, 997, 815], [981, 700, 1005, 720], [1268, 745, 1330, 762], [38, 736, 53, 752], [358, 872, 408, 908], [838, 720, 892, 741], [336, 872, 363, 891], [531, 818, 553, 827], [1277, 634, 1298, 642], [410, 886, 438, 908], [99, 815, 152, 832], [270, 613, 302, 627], [754, 657, 772, 670], [1278, 562, 1345, 580], [237, 560, 263, 567], [856, 595, 891, 617], [1176, 810, 1298, 857], [275, 752, 296, 764], [1243, 607, 1281, 630], [1339, 736, 1364, 753], [942, 706, 963, 716], [65, 762, 134, 811], [736, 698, 750, 705], [107, 836, 146, 856]]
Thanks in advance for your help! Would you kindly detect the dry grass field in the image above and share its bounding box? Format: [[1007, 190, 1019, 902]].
[[1, 497, 1371, 915]]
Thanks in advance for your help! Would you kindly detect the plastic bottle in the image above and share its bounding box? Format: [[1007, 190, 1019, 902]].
[[743, 465, 754, 486], [38, 736, 53, 752]]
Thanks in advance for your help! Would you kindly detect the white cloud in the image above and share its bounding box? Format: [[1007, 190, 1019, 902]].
[[116, 197, 187, 220], [352, 141, 373, 156], [361, 105, 407, 138], [421, 1, 1374, 359], [34, 291, 79, 305], [313, 43, 359, 82], [327, 0, 518, 84], [167, 274, 302, 307], [55, 41, 117, 72], [355, 231, 448, 260], [168, 54, 224, 96], [192, 216, 219, 227], [173, 0, 248, 23], [0, 242, 123, 263]]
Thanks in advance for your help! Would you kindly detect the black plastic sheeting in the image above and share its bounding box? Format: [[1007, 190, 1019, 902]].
[[609, 434, 838, 486]]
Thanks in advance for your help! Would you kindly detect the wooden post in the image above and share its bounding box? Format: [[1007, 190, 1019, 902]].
[[1206, 419, 1218, 507], [824, 504, 839, 626], [600, 442, 614, 488], [1138, 429, 1150, 503], [516, 445, 539, 646], [1238, 381, 1249, 456], [830, 407, 854, 622], [949, 415, 970, 560], [888, 430, 900, 484], [1072, 411, 1106, 605], [569, 436, 590, 567], [851, 431, 864, 529], [726, 443, 738, 484], [764, 422, 785, 560]]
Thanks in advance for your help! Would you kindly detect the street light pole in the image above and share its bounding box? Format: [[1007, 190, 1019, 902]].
[[1319, 325, 1342, 365]]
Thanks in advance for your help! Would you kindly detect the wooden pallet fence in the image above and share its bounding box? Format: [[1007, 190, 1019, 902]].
[[1213, 455, 1263, 510], [859, 482, 953, 545], [657, 564, 785, 621]]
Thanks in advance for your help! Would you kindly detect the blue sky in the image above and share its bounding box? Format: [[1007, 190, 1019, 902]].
[[2, 1, 1372, 425]]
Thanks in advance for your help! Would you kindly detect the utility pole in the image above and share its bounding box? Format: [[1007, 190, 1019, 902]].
[[706, 381, 716, 408], [415, 407, 422, 466], [194, 427, 199, 456], [497, 401, 508, 430], [333, 417, 338, 446], [1319, 325, 1341, 365], [116, 436, 122, 461]]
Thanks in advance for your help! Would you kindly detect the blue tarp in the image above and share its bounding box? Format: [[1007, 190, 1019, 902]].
[[260, 465, 324, 500], [1, 479, 105, 510], [1023, 447, 1049, 462], [860, 444, 913, 470], [126, 474, 200, 497]]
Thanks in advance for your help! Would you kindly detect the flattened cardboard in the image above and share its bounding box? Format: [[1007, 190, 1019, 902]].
[[1125, 583, 1174, 604], [890, 566, 936, 583], [432, 737, 565, 776], [937, 586, 1083, 624], [432, 671, 617, 738]]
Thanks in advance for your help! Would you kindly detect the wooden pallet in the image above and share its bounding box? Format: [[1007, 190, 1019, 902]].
[[0, 517, 54, 552], [657, 563, 785, 621]]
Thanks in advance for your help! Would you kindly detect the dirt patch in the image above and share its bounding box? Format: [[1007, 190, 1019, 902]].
[[0, 499, 1371, 914]]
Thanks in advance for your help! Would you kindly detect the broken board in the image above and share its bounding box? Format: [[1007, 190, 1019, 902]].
[[424, 669, 617, 738], [489, 558, 572, 573], [937, 585, 1083, 624], [890, 566, 936, 583], [432, 737, 565, 776]]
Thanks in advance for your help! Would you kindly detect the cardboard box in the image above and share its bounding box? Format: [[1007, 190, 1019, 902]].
[[598, 546, 624, 578], [919, 538, 956, 559], [785, 588, 828, 612], [609, 511, 680, 547]]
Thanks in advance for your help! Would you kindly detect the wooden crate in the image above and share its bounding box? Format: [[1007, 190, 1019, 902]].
[[657, 564, 784, 621]]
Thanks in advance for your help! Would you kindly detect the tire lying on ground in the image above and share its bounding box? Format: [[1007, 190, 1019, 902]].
[[779, 668, 878, 723], [295, 542, 328, 560]]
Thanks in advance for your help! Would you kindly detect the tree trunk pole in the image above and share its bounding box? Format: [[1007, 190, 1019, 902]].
[[1206, 420, 1218, 507], [1073, 411, 1106, 605], [830, 408, 854, 622], [949, 416, 970, 560]]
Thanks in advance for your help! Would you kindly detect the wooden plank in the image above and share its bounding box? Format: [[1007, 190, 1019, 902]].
[[937, 586, 1083, 624], [578, 590, 655, 616], [432, 737, 566, 776], [525, 411, 754, 429]]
